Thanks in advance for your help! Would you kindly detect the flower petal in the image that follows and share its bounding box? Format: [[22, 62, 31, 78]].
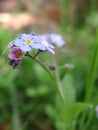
[[47, 47, 55, 54], [8, 52, 15, 60], [32, 36, 42, 43], [31, 44, 46, 50], [20, 45, 32, 52], [13, 39, 24, 46], [50, 33, 65, 47]]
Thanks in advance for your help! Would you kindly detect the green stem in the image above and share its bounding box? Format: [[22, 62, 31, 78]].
[[26, 53, 65, 105], [34, 50, 41, 58], [52, 55, 65, 105], [25, 53, 54, 80]]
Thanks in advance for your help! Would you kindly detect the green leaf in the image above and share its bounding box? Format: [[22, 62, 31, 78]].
[[61, 74, 76, 107], [54, 74, 76, 126], [85, 28, 98, 101], [64, 103, 93, 123]]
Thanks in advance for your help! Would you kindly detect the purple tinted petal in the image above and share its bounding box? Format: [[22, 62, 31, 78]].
[[12, 47, 20, 53], [9, 47, 25, 60], [13, 39, 24, 46], [48, 44, 55, 49], [30, 32, 36, 36], [14, 57, 23, 60], [21, 34, 32, 41], [26, 34, 32, 40], [50, 33, 65, 47], [39, 34, 50, 42], [32, 36, 42, 43], [31, 44, 46, 50], [20, 45, 32, 52], [8, 53, 15, 60], [57, 41, 64, 46], [20, 34, 28, 40], [47, 47, 55, 54]]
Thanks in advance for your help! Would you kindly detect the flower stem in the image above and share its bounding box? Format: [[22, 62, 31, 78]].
[[26, 53, 65, 105], [52, 55, 65, 105], [25, 53, 54, 80], [34, 50, 41, 58]]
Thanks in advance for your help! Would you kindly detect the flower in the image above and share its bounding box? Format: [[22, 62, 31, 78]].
[[8, 47, 25, 60], [8, 47, 25, 69], [39, 35, 55, 54], [13, 34, 44, 52], [50, 33, 65, 47], [39, 33, 65, 47], [39, 34, 50, 42]]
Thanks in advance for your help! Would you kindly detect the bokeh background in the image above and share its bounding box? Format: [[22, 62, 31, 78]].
[[0, 0, 98, 130]]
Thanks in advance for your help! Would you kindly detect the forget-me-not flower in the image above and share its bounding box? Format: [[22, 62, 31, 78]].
[[13, 34, 45, 52], [39, 35, 55, 54], [8, 47, 25, 69], [50, 33, 65, 47], [8, 47, 25, 60]]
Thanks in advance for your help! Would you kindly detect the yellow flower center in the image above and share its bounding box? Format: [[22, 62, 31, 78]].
[[16, 51, 23, 58], [25, 39, 32, 45]]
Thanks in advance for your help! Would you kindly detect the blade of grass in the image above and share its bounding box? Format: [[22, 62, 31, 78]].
[[80, 28, 98, 129], [85, 28, 98, 102]]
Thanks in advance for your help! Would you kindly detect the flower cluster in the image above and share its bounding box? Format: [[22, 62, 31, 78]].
[[39, 33, 65, 47], [3, 32, 55, 68], [3, 32, 66, 69]]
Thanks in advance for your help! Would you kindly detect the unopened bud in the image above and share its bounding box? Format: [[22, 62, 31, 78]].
[[48, 65, 56, 71]]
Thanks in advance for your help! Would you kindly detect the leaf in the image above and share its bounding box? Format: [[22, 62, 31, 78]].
[[55, 74, 76, 123], [85, 28, 98, 101], [61, 74, 76, 107], [64, 103, 93, 123]]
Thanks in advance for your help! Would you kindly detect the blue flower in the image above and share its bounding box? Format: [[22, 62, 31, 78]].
[[3, 33, 56, 55], [39, 34, 50, 42], [40, 33, 65, 47], [50, 33, 65, 47], [13, 34, 45, 52], [39, 35, 55, 54]]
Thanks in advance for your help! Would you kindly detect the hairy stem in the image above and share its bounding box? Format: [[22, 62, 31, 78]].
[[34, 50, 41, 58], [25, 53, 54, 80], [53, 55, 65, 105]]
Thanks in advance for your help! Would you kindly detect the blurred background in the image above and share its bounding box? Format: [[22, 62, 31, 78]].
[[0, 0, 98, 130]]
